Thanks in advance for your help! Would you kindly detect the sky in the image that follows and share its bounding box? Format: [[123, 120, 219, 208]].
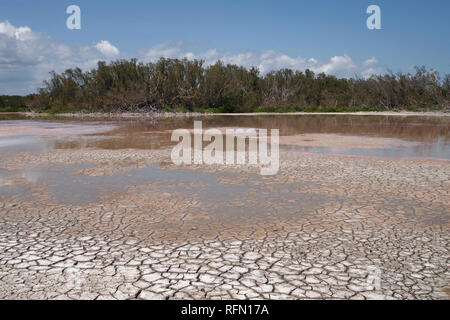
[[0, 0, 449, 95]]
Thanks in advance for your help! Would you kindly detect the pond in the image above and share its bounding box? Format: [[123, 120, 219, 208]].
[[1, 114, 449, 159]]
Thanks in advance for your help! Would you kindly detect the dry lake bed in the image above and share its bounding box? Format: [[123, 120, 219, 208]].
[[0, 113, 449, 300]]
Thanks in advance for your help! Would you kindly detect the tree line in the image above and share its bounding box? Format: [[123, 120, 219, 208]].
[[0, 95, 29, 112], [2, 58, 449, 113]]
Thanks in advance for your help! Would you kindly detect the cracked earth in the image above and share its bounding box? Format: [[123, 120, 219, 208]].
[[0, 147, 449, 300]]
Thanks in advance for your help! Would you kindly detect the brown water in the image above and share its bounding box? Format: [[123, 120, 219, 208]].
[[0, 114, 449, 159]]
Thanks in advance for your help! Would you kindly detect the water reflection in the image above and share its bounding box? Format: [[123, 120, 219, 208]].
[[0, 114, 449, 159]]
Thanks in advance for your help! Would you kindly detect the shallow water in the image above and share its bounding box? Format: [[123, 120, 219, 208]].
[[0, 162, 330, 223], [0, 114, 448, 229], [0, 114, 449, 159]]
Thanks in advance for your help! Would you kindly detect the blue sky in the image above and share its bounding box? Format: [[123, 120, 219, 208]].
[[0, 0, 449, 94]]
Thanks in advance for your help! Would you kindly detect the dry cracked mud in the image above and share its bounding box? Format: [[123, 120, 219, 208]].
[[0, 148, 448, 300]]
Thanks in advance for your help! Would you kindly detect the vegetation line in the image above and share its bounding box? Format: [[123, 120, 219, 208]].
[[1, 58, 449, 113]]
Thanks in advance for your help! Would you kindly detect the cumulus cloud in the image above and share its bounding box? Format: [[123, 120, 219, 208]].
[[0, 21, 116, 94], [140, 41, 362, 78], [361, 57, 383, 78], [141, 40, 186, 61], [314, 55, 357, 75], [95, 40, 120, 57], [0, 20, 384, 95], [363, 57, 378, 67], [0, 21, 33, 41]]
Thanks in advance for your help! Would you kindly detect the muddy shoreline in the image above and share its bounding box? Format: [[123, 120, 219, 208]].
[[2, 110, 450, 120]]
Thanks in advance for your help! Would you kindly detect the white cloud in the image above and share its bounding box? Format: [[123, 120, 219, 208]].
[[362, 57, 383, 78], [0, 21, 117, 94], [95, 40, 120, 57], [363, 57, 378, 67], [0, 21, 32, 40], [141, 40, 185, 61], [313, 54, 357, 76], [362, 67, 382, 78], [140, 41, 363, 77]]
